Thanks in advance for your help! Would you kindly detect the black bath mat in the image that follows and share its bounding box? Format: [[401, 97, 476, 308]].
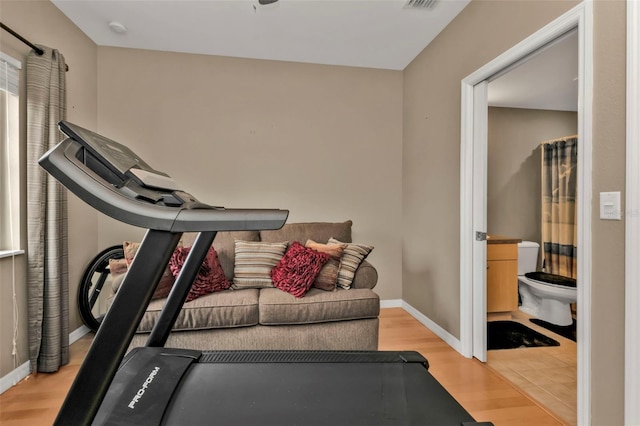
[[487, 321, 560, 350], [530, 318, 577, 342]]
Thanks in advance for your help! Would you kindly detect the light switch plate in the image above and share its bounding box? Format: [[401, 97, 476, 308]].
[[600, 191, 621, 220]]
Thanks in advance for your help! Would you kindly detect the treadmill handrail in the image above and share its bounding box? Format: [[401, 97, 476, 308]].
[[40, 138, 288, 232], [46, 123, 288, 425]]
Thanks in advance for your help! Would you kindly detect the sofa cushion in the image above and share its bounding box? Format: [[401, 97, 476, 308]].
[[259, 287, 380, 325], [137, 289, 260, 333], [232, 240, 288, 289], [260, 220, 352, 245], [271, 242, 329, 298]]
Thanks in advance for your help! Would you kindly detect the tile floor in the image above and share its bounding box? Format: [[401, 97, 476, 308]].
[[486, 311, 577, 426]]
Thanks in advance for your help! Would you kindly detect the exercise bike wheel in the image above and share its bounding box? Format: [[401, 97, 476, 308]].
[[78, 245, 124, 332]]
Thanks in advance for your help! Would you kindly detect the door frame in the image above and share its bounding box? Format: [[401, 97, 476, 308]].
[[459, 2, 592, 424], [470, 80, 488, 362], [625, 0, 640, 423]]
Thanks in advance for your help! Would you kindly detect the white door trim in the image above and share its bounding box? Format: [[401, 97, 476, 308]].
[[471, 81, 488, 362], [625, 0, 640, 423], [459, 80, 475, 358], [459, 3, 592, 424]]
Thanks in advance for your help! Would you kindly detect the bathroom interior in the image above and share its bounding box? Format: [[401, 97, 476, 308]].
[[484, 30, 579, 425]]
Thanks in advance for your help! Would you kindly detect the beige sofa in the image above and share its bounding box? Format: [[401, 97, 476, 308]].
[[123, 221, 380, 351]]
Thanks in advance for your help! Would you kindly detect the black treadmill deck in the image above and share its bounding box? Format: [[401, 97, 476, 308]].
[[94, 348, 477, 426]]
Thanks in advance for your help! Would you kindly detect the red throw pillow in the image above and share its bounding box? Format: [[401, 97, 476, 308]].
[[270, 241, 330, 298], [169, 246, 230, 302]]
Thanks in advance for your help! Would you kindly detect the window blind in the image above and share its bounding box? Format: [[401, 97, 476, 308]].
[[0, 52, 21, 95], [1, 52, 21, 253]]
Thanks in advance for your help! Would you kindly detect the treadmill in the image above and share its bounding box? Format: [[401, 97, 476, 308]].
[[42, 121, 487, 426]]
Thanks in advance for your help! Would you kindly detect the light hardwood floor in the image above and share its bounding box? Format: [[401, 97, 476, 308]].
[[0, 308, 567, 425]]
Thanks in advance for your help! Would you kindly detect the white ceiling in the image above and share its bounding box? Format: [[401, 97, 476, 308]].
[[50, 0, 578, 111], [488, 30, 578, 112], [51, 0, 470, 71]]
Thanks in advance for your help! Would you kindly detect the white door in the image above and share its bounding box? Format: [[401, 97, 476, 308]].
[[471, 81, 488, 362]]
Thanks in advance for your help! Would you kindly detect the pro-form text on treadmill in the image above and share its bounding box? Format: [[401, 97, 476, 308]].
[[128, 366, 160, 409]]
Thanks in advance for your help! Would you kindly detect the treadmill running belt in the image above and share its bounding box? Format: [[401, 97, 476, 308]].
[[165, 360, 474, 425]]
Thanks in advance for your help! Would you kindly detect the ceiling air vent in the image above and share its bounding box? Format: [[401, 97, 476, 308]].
[[405, 0, 438, 9]]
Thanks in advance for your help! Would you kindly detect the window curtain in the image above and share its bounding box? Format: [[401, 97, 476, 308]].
[[541, 135, 578, 279], [26, 46, 68, 373]]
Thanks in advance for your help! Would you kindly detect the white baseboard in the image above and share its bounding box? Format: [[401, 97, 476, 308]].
[[380, 299, 402, 308], [381, 298, 463, 355], [0, 361, 30, 395], [70, 325, 90, 345], [0, 325, 91, 395], [401, 301, 463, 354]]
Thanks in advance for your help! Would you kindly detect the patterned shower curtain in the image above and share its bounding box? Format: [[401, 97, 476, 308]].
[[541, 135, 578, 279], [26, 46, 68, 373]]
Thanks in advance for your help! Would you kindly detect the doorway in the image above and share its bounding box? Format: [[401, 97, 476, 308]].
[[483, 31, 579, 424], [459, 3, 592, 425]]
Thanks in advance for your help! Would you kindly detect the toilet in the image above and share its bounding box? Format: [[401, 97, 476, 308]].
[[517, 241, 577, 326]]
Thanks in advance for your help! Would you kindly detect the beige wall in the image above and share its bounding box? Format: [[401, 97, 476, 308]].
[[95, 47, 404, 302], [0, 1, 98, 378], [402, 0, 579, 335], [1, 2, 404, 381], [403, 0, 626, 423], [1, 1, 630, 422], [487, 107, 578, 246], [591, 1, 626, 422]]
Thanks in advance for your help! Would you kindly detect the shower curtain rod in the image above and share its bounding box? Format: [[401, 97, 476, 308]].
[[1, 22, 69, 71], [541, 134, 578, 145]]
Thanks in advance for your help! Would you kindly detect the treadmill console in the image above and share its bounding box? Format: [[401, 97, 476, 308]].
[[58, 121, 185, 203], [40, 121, 288, 232], [59, 121, 159, 180]]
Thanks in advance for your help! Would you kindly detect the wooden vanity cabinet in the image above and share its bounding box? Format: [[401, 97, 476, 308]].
[[486, 240, 519, 313]]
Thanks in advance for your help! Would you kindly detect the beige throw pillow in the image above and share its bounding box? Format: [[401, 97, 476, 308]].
[[306, 240, 346, 291]]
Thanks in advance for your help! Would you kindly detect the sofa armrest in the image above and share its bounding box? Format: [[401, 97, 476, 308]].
[[350, 260, 378, 290]]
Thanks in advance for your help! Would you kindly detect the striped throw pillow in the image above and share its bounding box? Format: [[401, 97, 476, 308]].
[[232, 240, 288, 289], [328, 238, 373, 290]]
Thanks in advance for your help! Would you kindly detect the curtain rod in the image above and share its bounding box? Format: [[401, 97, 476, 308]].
[[1, 22, 44, 55], [1, 22, 69, 71]]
